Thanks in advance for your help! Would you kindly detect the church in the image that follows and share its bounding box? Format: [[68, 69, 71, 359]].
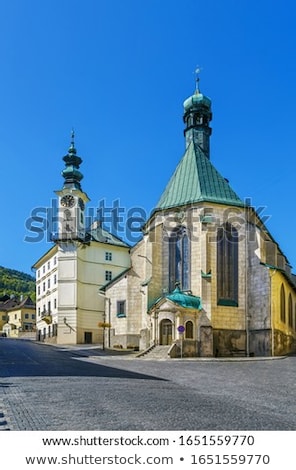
[[34, 80, 296, 356]]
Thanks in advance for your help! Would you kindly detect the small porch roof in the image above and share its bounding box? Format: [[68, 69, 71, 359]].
[[149, 286, 202, 311]]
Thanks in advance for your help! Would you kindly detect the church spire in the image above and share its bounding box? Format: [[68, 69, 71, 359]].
[[183, 72, 212, 158], [61, 129, 84, 190]]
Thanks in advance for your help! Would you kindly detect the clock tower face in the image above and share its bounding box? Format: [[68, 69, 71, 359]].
[[61, 194, 75, 208]]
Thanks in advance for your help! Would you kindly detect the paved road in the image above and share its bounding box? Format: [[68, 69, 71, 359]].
[[0, 338, 295, 431]]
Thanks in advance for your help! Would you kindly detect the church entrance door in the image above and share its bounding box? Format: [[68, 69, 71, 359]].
[[160, 319, 173, 345]]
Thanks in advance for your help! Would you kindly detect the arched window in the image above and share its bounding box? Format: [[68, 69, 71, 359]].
[[217, 223, 239, 306], [169, 227, 190, 292], [288, 293, 293, 327], [280, 284, 285, 323], [185, 320, 194, 339]]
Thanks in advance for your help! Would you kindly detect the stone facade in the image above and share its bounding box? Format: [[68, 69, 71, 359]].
[[104, 195, 296, 357], [102, 83, 296, 357]]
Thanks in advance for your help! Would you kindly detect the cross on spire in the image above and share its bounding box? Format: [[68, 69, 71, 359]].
[[194, 66, 202, 92]]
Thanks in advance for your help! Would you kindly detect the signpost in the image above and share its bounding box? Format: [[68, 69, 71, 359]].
[[177, 325, 185, 359]]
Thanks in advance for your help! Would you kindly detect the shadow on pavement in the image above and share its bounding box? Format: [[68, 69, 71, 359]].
[[0, 339, 166, 381]]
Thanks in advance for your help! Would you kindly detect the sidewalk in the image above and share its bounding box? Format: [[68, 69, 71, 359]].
[[35, 340, 288, 362]]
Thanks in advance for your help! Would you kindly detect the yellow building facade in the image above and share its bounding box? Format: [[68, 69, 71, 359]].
[[270, 270, 296, 356], [0, 296, 36, 337]]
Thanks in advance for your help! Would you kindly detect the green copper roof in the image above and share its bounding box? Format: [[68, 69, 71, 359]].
[[155, 141, 244, 210], [166, 286, 202, 310], [148, 286, 202, 311], [183, 90, 211, 112], [62, 130, 84, 190]]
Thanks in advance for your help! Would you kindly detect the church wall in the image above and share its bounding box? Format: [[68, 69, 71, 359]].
[[126, 240, 149, 340], [209, 208, 288, 357], [213, 329, 246, 356], [208, 206, 247, 329], [103, 199, 296, 357], [189, 208, 203, 297], [107, 275, 141, 349], [105, 239, 149, 349], [271, 270, 296, 355], [145, 204, 262, 356], [246, 224, 272, 355], [148, 222, 164, 305], [109, 276, 128, 340]]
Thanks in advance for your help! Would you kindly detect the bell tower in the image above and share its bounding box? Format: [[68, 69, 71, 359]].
[[55, 131, 90, 241], [183, 72, 212, 158]]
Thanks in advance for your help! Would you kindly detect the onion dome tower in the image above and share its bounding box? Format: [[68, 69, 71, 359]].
[[54, 131, 90, 242], [155, 74, 244, 211], [183, 73, 212, 158], [61, 130, 84, 190]]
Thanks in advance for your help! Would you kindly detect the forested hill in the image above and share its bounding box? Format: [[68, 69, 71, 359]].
[[0, 266, 35, 300]]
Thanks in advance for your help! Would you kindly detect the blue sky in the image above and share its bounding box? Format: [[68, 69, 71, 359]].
[[1, 0, 296, 275]]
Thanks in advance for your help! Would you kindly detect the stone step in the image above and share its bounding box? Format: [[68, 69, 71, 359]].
[[141, 345, 171, 360]]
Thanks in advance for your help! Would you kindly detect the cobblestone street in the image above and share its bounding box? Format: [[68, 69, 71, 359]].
[[0, 339, 295, 431]]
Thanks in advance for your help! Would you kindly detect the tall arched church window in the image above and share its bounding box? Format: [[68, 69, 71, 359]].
[[288, 293, 293, 327], [280, 284, 286, 323], [217, 223, 239, 306], [169, 226, 190, 292]]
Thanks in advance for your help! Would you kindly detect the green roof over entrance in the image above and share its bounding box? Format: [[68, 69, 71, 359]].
[[166, 286, 202, 310], [149, 286, 202, 311], [155, 141, 244, 210]]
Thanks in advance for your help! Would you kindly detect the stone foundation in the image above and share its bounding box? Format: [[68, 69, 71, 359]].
[[110, 333, 140, 350]]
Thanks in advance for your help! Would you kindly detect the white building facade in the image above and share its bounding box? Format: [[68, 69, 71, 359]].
[[33, 133, 130, 344]]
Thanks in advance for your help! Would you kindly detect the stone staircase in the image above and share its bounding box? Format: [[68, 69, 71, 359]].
[[139, 345, 171, 360]]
